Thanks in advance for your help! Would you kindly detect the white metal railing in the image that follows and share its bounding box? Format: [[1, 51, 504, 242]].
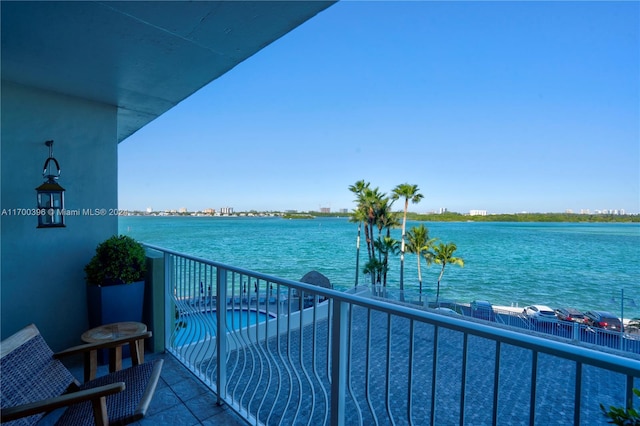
[[146, 244, 640, 425]]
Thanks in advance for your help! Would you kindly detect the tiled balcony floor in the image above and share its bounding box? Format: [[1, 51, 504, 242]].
[[68, 351, 247, 426]]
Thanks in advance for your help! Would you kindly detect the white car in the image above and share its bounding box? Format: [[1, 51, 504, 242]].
[[434, 307, 461, 315], [523, 305, 557, 322]]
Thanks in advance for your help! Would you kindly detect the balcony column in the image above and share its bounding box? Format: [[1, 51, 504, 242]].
[[330, 299, 348, 425], [144, 251, 166, 353]]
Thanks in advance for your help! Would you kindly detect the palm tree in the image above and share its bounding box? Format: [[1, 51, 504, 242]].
[[349, 208, 367, 287], [374, 235, 399, 288], [362, 257, 385, 293], [360, 187, 386, 266], [391, 183, 424, 294], [433, 242, 464, 305], [375, 198, 399, 239], [406, 224, 436, 295], [350, 184, 400, 289], [349, 181, 400, 286], [372, 197, 400, 289], [349, 180, 370, 287]]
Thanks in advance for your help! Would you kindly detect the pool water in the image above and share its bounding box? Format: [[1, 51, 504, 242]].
[[174, 308, 273, 345]]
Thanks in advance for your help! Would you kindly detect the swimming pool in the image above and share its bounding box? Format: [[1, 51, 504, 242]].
[[174, 308, 274, 345]]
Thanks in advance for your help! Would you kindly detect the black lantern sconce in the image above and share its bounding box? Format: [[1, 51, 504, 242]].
[[36, 140, 65, 228]]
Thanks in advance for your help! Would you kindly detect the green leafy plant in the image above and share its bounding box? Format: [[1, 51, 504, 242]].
[[84, 235, 146, 286], [600, 388, 640, 425]]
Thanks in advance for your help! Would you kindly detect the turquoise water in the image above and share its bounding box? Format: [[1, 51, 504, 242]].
[[120, 216, 639, 316], [175, 308, 273, 344]]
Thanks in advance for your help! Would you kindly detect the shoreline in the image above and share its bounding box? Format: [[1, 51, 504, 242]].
[[118, 211, 640, 223]]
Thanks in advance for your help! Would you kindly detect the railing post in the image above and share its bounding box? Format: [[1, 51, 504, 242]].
[[163, 252, 173, 352], [216, 267, 227, 404], [330, 299, 348, 425]]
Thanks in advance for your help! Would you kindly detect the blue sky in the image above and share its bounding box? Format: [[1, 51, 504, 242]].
[[118, 1, 639, 214]]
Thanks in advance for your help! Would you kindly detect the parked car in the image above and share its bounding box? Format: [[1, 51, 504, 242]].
[[584, 310, 622, 331], [435, 307, 461, 316], [471, 300, 495, 321], [523, 305, 557, 322], [554, 307, 586, 323]]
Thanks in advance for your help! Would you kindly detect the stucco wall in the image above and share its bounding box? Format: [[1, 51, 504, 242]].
[[1, 81, 119, 350]]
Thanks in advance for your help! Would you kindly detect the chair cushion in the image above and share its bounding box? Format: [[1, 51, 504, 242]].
[[55, 360, 162, 426], [1, 334, 75, 426]]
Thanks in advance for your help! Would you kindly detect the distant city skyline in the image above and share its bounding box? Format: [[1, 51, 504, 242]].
[[135, 205, 631, 216], [118, 2, 639, 215]]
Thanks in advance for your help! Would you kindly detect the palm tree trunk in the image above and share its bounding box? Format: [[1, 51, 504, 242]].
[[399, 199, 408, 291], [436, 264, 446, 305], [366, 220, 374, 260], [383, 228, 390, 287], [417, 250, 422, 294], [365, 222, 376, 286], [355, 222, 361, 287], [383, 251, 389, 287]]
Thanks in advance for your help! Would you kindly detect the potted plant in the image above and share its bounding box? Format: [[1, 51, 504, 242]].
[[85, 235, 147, 329]]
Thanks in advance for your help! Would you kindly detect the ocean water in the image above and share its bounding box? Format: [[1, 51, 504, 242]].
[[119, 216, 640, 316]]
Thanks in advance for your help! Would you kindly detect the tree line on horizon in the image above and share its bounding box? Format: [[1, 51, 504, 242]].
[[314, 210, 639, 223], [406, 211, 640, 223], [348, 180, 464, 303]]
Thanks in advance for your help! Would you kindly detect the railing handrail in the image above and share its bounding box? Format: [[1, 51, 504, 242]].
[[145, 243, 640, 378]]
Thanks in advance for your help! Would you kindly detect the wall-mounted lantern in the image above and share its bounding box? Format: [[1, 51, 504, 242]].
[[36, 140, 65, 228]]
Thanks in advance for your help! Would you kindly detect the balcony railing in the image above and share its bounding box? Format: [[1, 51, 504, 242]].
[[146, 244, 640, 425]]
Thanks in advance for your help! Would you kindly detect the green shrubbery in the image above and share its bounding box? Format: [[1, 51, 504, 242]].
[[85, 235, 146, 285], [600, 388, 640, 425]]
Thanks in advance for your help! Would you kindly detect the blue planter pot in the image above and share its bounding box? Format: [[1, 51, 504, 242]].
[[87, 280, 145, 326], [87, 280, 145, 362]]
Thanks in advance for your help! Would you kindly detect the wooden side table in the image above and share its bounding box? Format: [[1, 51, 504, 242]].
[[81, 321, 147, 381]]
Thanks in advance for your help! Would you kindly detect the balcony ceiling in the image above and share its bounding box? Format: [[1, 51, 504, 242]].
[[1, 1, 335, 142]]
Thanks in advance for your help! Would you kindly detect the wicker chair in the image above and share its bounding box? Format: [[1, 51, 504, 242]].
[[0, 324, 163, 426]]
